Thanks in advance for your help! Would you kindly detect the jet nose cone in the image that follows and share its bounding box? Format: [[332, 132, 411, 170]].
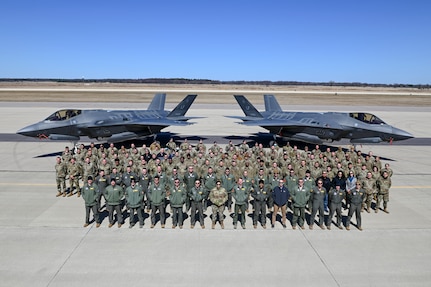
[[392, 127, 414, 141], [17, 124, 39, 137]]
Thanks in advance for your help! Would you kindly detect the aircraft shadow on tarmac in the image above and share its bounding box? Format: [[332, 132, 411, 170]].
[[7, 131, 425, 161]]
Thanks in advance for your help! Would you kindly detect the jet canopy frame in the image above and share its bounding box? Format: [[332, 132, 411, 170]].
[[45, 109, 82, 121], [349, 112, 385, 125]]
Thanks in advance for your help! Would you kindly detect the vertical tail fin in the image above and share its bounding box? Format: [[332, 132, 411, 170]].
[[167, 95, 197, 118], [264, 94, 282, 112], [147, 93, 166, 111], [234, 95, 263, 118]]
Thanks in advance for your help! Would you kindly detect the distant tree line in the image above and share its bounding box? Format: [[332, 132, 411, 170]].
[[0, 78, 429, 89]]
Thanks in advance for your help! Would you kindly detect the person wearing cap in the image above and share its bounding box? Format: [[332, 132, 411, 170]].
[[251, 179, 270, 229], [326, 184, 345, 230], [125, 177, 144, 228], [291, 178, 310, 230], [209, 180, 228, 229], [81, 176, 100, 227], [104, 177, 124, 228]]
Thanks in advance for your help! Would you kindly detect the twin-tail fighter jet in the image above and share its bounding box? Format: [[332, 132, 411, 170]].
[[230, 94, 413, 145], [17, 94, 197, 143]]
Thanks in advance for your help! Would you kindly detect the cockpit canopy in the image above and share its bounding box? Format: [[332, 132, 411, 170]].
[[349, 112, 385, 125], [45, 109, 82, 121]]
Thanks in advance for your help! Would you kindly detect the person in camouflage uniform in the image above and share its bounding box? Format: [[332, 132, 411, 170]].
[[55, 156, 68, 197], [376, 171, 391, 213], [67, 157, 82, 197], [209, 180, 228, 229], [362, 171, 377, 213]]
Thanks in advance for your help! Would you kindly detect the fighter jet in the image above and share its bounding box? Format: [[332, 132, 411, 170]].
[[230, 94, 413, 144], [17, 93, 197, 143]]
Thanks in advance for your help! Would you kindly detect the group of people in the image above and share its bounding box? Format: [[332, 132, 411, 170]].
[[55, 138, 393, 231]]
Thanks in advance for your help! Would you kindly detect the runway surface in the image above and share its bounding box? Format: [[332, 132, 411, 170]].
[[1, 100, 431, 287]]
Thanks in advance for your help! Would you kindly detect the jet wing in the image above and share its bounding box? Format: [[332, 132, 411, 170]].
[[237, 119, 344, 130], [83, 118, 194, 130]]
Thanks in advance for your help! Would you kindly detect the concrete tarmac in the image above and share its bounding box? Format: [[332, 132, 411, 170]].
[[1, 102, 431, 287]]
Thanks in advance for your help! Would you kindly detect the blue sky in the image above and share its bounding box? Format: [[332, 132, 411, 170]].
[[1, 1, 430, 84]]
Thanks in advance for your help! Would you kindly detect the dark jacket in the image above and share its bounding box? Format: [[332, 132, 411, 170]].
[[272, 185, 290, 206]]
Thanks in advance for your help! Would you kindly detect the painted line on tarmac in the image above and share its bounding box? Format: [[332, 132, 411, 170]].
[[392, 186, 431, 189], [0, 183, 55, 186]]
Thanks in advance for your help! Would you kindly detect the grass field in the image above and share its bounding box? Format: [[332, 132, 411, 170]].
[[0, 81, 430, 106]]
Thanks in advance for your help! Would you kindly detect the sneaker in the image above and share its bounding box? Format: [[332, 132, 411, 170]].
[[309, 225, 313, 230], [56, 192, 62, 197], [253, 225, 257, 229], [384, 209, 389, 214], [375, 209, 379, 213], [179, 226, 183, 229], [263, 225, 266, 229], [320, 225, 325, 230], [271, 224, 274, 229], [292, 226, 297, 230], [150, 224, 155, 229], [327, 226, 331, 230], [282, 223, 286, 229], [118, 224, 122, 228], [108, 223, 113, 228], [201, 225, 205, 229], [83, 223, 89, 227], [161, 225, 165, 229], [139, 225, 143, 228], [96, 223, 101, 228], [190, 225, 194, 229], [346, 226, 350, 231], [300, 226, 305, 230], [338, 225, 343, 230], [358, 227, 363, 231], [241, 224, 246, 229], [233, 224, 237, 229]]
